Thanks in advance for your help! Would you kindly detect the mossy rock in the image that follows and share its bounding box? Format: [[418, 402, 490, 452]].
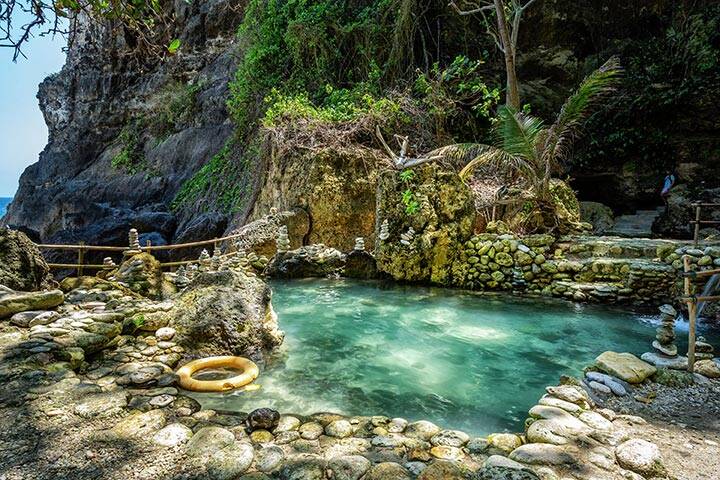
[[651, 368, 694, 387]]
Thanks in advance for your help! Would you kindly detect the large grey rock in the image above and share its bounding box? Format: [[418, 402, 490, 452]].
[[265, 245, 346, 279], [207, 442, 255, 480], [186, 427, 235, 457], [153, 423, 193, 447], [169, 270, 283, 358], [0, 228, 53, 291]]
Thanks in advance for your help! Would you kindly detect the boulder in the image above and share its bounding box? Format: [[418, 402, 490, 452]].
[[169, 270, 284, 358], [595, 351, 656, 384], [0, 286, 64, 319], [508, 444, 578, 465], [694, 359, 720, 378], [0, 228, 53, 291], [580, 202, 615, 235], [344, 250, 379, 279], [375, 163, 475, 285], [615, 439, 665, 476], [110, 253, 167, 299], [265, 245, 346, 279]]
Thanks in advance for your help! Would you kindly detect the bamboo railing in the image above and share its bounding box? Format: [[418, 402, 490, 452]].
[[690, 202, 720, 246], [681, 254, 720, 373], [37, 230, 248, 276]]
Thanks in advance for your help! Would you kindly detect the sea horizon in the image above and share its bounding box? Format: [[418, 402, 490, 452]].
[[0, 197, 12, 218]]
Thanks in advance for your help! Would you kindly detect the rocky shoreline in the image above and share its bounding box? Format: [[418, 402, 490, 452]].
[[1, 226, 719, 478]]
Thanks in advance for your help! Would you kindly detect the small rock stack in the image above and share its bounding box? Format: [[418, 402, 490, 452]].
[[378, 220, 390, 241], [276, 226, 290, 253], [400, 227, 415, 246], [641, 305, 687, 369], [211, 245, 222, 271], [354, 237, 366, 251], [174, 266, 191, 288], [103, 257, 117, 269], [125, 228, 142, 255], [695, 336, 714, 360]]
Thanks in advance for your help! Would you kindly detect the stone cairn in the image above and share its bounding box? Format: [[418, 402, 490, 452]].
[[103, 257, 117, 269], [400, 227, 415, 247], [125, 228, 142, 255], [198, 249, 211, 271], [653, 304, 678, 357], [174, 266, 191, 288], [354, 237, 366, 251], [270, 207, 278, 215], [641, 304, 687, 369], [378, 220, 390, 241], [276, 225, 290, 253], [695, 336, 715, 361], [211, 245, 222, 271]]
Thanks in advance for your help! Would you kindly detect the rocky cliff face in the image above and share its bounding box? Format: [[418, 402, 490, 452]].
[[4, 0, 718, 248], [4, 1, 245, 251]]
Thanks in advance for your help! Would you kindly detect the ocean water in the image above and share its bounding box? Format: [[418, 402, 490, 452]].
[[188, 279, 718, 435], [0, 198, 10, 218]]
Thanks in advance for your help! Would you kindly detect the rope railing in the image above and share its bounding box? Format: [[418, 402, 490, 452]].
[[38, 228, 249, 275]]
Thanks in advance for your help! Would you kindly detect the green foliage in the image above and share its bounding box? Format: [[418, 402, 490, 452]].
[[111, 119, 148, 175], [262, 81, 406, 127], [167, 39, 181, 54], [171, 139, 259, 215], [227, 0, 422, 129], [399, 169, 419, 215], [148, 81, 202, 139], [132, 314, 146, 329], [414, 56, 500, 139], [577, 5, 720, 170]]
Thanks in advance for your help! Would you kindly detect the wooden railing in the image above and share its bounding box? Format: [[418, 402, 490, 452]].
[[37, 230, 249, 276], [690, 202, 720, 246]]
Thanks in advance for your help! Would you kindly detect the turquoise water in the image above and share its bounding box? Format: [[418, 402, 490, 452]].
[[189, 279, 716, 435], [0, 198, 10, 218]]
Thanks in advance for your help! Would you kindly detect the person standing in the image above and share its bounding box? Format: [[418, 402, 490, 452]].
[[661, 170, 677, 211]]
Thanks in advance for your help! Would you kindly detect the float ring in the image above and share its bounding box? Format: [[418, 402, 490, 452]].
[[176, 356, 259, 392]]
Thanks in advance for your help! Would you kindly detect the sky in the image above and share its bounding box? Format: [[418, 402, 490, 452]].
[[0, 28, 66, 197]]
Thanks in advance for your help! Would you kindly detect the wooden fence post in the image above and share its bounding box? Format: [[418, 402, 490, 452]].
[[694, 205, 701, 247], [683, 255, 697, 372], [77, 242, 85, 277]]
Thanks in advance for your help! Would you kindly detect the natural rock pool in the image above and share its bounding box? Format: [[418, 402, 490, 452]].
[[188, 279, 715, 435]]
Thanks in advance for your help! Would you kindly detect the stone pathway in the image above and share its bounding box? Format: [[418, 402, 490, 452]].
[[607, 208, 665, 238]]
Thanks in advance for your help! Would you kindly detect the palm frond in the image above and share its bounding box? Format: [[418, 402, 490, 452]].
[[458, 147, 533, 181], [421, 143, 495, 167], [547, 56, 623, 162], [495, 106, 545, 162]]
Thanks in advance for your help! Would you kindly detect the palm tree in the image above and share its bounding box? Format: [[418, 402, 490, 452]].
[[427, 57, 623, 232]]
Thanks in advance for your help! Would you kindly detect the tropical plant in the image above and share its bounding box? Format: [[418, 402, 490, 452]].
[[427, 57, 623, 232]]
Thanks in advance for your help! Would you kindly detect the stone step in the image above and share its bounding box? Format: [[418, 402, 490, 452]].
[[605, 207, 664, 238]]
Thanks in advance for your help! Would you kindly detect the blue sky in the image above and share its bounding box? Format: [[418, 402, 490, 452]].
[[0, 30, 66, 197]]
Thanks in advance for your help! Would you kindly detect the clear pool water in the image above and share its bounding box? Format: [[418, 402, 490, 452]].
[[188, 279, 717, 435]]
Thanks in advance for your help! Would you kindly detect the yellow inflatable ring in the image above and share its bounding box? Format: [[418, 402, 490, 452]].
[[176, 356, 259, 392]]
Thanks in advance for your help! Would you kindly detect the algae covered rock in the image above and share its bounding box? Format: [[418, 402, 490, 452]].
[[110, 253, 168, 299], [265, 245, 345, 278], [595, 351, 656, 384], [0, 228, 53, 291], [580, 201, 615, 235], [169, 269, 284, 359], [0, 286, 64, 319], [375, 164, 475, 285]]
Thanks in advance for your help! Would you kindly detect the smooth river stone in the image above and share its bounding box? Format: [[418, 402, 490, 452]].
[[538, 395, 582, 413], [526, 420, 569, 445], [528, 406, 591, 435], [595, 351, 656, 384], [509, 443, 579, 465], [153, 423, 193, 447]]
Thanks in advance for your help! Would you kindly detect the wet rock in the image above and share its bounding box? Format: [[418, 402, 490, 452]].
[[405, 420, 440, 440], [344, 250, 379, 279], [694, 359, 720, 378], [615, 439, 665, 476], [207, 441, 254, 480], [153, 423, 193, 447], [595, 351, 657, 384], [250, 429, 274, 443], [417, 460, 467, 479], [388, 417, 408, 433], [488, 433, 523, 453], [186, 426, 235, 457], [509, 444, 578, 465], [326, 419, 353, 438], [365, 462, 412, 480], [247, 408, 281, 431], [0, 287, 64, 319], [430, 429, 470, 447], [255, 445, 285, 472], [328, 455, 372, 480], [279, 454, 326, 480], [299, 422, 324, 440], [275, 415, 301, 432]]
